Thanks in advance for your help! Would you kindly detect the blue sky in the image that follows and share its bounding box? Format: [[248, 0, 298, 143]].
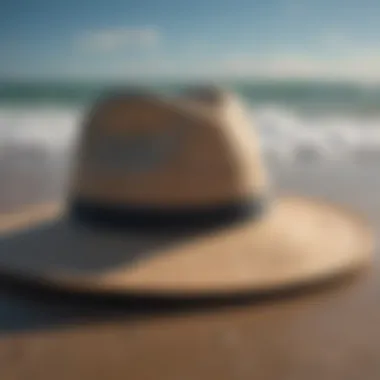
[[2, 0, 380, 81]]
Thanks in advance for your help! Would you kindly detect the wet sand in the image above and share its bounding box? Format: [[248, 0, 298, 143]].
[[0, 146, 379, 380], [0, 144, 70, 211]]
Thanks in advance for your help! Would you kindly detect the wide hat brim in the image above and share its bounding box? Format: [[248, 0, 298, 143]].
[[0, 196, 373, 297]]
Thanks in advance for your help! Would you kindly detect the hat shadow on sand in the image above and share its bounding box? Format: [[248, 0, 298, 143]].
[[0, 213, 365, 335], [0, 216, 212, 277]]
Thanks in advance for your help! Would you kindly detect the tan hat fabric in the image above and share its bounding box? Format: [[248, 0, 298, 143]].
[[0, 87, 374, 297]]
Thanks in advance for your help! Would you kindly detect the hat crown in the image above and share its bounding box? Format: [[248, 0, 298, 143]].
[[70, 87, 268, 208]]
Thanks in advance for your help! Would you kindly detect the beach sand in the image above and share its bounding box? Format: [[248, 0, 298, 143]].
[[0, 146, 379, 379], [0, 144, 71, 212]]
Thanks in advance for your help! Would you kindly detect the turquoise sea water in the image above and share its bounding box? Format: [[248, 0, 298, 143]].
[[2, 79, 380, 115]]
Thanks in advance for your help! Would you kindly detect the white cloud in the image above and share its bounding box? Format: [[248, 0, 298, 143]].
[[114, 53, 380, 82], [219, 53, 380, 82], [77, 27, 160, 51]]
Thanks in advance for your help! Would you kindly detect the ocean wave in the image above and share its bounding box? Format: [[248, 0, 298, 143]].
[[0, 105, 379, 166], [254, 106, 380, 165], [0, 106, 82, 150]]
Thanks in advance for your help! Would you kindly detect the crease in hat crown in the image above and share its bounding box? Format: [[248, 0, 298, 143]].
[[69, 86, 268, 213]]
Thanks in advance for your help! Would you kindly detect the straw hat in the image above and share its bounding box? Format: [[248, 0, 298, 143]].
[[0, 87, 374, 297]]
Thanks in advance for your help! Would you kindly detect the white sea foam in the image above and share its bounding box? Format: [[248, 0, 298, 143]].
[[0, 105, 379, 167], [254, 106, 380, 165], [0, 106, 82, 151]]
